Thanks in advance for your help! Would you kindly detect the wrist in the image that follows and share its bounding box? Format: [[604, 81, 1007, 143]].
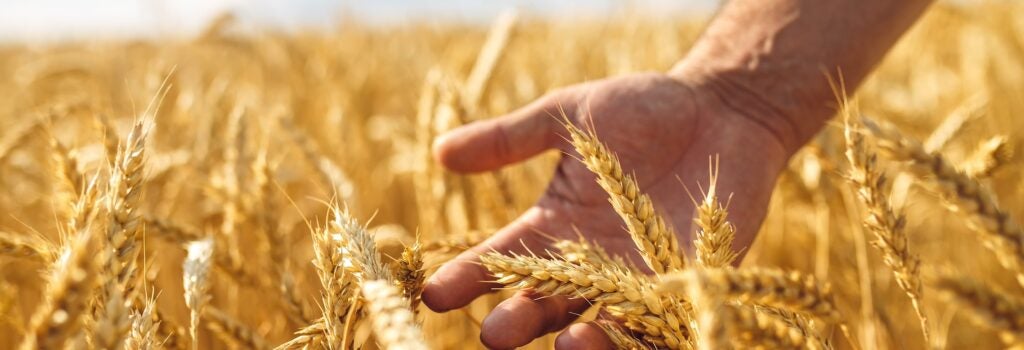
[[668, 55, 834, 156]]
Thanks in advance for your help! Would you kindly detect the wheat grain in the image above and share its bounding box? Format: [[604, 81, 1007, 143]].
[[565, 120, 684, 273]]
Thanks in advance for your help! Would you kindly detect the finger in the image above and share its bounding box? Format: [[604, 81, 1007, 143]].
[[480, 291, 591, 349], [555, 322, 615, 350], [433, 90, 577, 173], [421, 207, 560, 312]]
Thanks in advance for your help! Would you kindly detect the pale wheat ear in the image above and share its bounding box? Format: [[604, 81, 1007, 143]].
[[183, 238, 213, 350]]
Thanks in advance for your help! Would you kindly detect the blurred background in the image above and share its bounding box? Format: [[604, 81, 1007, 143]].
[[0, 0, 717, 42]]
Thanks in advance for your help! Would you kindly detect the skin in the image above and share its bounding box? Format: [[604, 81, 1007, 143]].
[[422, 0, 934, 348]]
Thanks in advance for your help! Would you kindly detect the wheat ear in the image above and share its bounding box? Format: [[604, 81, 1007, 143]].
[[275, 319, 326, 350], [0, 231, 51, 262], [720, 304, 829, 350], [555, 238, 633, 271], [481, 252, 691, 349], [101, 120, 150, 307], [658, 268, 839, 321], [310, 219, 353, 350], [361, 280, 429, 350], [331, 205, 393, 283], [143, 215, 264, 287], [597, 321, 654, 350], [931, 274, 1024, 344], [184, 238, 213, 350], [396, 239, 425, 313], [19, 220, 100, 350], [844, 115, 928, 341], [564, 120, 684, 273], [864, 117, 1024, 287], [126, 293, 161, 350], [693, 157, 738, 268], [279, 115, 355, 202], [93, 287, 131, 350], [205, 307, 271, 350]]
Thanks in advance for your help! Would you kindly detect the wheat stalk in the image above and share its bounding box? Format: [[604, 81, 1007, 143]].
[[361, 280, 429, 350], [184, 238, 213, 350], [481, 252, 691, 349], [844, 114, 928, 341], [864, 117, 1024, 287], [565, 120, 684, 273]]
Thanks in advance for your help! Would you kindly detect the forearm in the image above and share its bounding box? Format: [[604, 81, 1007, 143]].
[[672, 0, 932, 153]]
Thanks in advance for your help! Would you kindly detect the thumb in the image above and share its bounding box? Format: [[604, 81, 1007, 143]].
[[433, 90, 577, 173]]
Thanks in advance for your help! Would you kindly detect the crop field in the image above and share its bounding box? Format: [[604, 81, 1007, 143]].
[[1, 2, 1023, 350]]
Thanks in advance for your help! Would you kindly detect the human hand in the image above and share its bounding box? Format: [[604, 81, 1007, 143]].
[[421, 68, 798, 349]]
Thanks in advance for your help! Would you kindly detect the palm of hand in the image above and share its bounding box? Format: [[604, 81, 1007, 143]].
[[423, 72, 790, 349]]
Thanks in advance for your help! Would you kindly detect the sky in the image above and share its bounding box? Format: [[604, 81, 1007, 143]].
[[0, 0, 719, 42]]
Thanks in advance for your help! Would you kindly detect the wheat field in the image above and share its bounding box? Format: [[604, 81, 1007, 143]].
[[1, 2, 1024, 349]]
